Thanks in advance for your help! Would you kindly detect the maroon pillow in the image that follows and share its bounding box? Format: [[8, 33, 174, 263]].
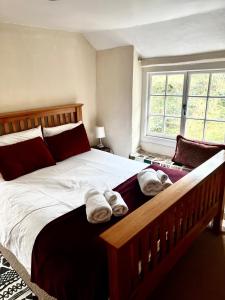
[[0, 137, 56, 181], [45, 124, 91, 162], [172, 135, 225, 169]]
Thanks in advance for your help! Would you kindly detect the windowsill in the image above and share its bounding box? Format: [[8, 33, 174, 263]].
[[141, 135, 177, 147], [140, 135, 177, 156], [129, 149, 192, 172]]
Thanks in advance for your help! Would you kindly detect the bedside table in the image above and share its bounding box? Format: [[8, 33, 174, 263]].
[[92, 145, 113, 153]]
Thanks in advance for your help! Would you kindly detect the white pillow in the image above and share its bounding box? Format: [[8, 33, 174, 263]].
[[43, 121, 82, 137], [0, 126, 43, 146]]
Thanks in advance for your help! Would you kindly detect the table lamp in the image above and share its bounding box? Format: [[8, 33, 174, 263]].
[[96, 126, 105, 148]]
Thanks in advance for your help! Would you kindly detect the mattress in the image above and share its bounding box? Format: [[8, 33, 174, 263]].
[[0, 149, 147, 274]]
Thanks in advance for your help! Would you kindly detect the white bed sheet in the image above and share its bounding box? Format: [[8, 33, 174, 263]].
[[0, 149, 147, 274]]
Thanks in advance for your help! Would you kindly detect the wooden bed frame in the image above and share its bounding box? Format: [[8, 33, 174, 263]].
[[0, 103, 224, 300], [0, 103, 83, 135]]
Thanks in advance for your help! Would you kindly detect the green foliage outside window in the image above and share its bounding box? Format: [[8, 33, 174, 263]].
[[148, 72, 225, 143]]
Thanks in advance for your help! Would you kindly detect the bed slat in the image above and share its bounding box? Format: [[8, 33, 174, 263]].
[[70, 112, 75, 123], [27, 118, 32, 129], [159, 216, 167, 260], [140, 232, 149, 277], [149, 223, 158, 269], [4, 122, 10, 134]]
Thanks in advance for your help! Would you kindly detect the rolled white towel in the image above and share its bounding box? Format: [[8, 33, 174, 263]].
[[137, 169, 163, 196], [85, 189, 112, 224], [156, 170, 168, 184], [104, 190, 128, 216], [163, 177, 173, 189]]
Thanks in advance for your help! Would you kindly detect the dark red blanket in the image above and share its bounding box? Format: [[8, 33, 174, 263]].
[[31, 165, 187, 300]]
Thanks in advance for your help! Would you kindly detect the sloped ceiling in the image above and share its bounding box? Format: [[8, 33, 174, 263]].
[[1, 0, 225, 57], [85, 9, 225, 57]]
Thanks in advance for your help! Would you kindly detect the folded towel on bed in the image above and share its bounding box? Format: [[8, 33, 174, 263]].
[[85, 189, 112, 223], [156, 170, 168, 184], [163, 177, 173, 189], [104, 190, 128, 216], [137, 169, 163, 196], [156, 169, 173, 189]]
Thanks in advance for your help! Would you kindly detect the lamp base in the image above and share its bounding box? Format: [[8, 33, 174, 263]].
[[97, 138, 104, 148], [97, 143, 104, 148]]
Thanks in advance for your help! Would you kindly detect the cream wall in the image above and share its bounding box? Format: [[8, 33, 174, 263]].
[[96, 46, 134, 157], [131, 49, 142, 153], [0, 24, 141, 153], [0, 23, 96, 142]]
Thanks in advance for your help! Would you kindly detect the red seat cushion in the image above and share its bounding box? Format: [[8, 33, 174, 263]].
[[172, 135, 225, 169], [45, 124, 91, 162], [0, 137, 56, 180]]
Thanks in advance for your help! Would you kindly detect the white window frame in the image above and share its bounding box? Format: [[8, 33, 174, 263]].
[[141, 67, 225, 147], [185, 70, 225, 141]]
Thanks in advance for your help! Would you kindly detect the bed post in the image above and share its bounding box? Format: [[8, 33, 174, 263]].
[[76, 105, 83, 122], [106, 245, 132, 300], [212, 164, 225, 234]]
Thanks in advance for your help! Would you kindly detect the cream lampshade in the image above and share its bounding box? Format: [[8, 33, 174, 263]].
[[96, 126, 105, 148]]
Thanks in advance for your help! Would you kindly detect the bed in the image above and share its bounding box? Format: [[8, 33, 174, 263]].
[[0, 103, 224, 300]]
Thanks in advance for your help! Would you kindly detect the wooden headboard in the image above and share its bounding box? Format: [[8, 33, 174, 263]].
[[0, 103, 83, 135]]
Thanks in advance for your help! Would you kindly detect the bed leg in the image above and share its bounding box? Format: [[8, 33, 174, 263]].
[[212, 177, 225, 234]]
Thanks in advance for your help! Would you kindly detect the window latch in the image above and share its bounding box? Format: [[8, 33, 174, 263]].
[[182, 104, 187, 116]]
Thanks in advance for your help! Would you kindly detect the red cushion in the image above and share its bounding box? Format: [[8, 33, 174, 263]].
[[0, 137, 56, 181], [172, 135, 225, 169], [45, 124, 91, 162]]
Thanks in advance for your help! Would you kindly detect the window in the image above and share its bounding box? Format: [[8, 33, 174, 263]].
[[146, 70, 225, 143]]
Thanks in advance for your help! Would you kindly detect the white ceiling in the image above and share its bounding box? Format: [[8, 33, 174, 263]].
[[1, 0, 225, 57], [85, 9, 225, 57]]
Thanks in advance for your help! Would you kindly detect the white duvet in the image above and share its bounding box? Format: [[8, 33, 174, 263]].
[[0, 149, 146, 274]]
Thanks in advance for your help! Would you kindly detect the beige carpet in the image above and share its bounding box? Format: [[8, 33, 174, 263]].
[[151, 229, 225, 300]]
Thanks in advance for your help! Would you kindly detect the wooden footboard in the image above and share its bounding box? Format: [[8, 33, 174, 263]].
[[100, 150, 225, 300]]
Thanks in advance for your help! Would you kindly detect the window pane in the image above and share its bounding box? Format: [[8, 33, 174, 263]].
[[165, 117, 180, 137], [189, 73, 209, 96], [185, 119, 204, 140], [210, 73, 225, 96], [207, 98, 225, 120], [166, 74, 184, 95], [205, 121, 225, 143], [149, 96, 164, 115], [148, 116, 164, 134], [186, 97, 206, 118], [151, 75, 166, 95], [165, 96, 182, 116]]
